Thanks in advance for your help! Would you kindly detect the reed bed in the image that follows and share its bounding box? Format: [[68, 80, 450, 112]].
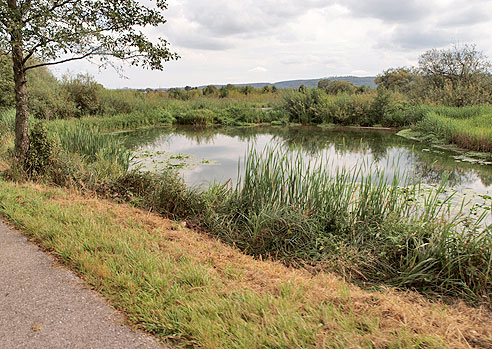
[[192, 147, 492, 302], [51, 123, 131, 171]]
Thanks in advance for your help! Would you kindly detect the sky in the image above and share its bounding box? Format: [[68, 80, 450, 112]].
[[53, 0, 492, 89]]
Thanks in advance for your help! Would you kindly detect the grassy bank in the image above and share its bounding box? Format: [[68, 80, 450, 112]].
[[414, 105, 492, 153], [1, 180, 491, 347], [116, 148, 492, 303]]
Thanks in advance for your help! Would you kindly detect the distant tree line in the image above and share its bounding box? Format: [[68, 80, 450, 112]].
[[166, 83, 279, 100], [2, 44, 491, 119]]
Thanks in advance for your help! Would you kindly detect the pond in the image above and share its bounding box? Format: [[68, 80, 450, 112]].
[[121, 126, 492, 196]]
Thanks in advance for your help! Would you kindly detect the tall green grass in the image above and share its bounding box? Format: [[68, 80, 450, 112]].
[[0, 109, 15, 134], [108, 147, 491, 302], [416, 105, 492, 152], [49, 123, 131, 171], [197, 148, 491, 301]]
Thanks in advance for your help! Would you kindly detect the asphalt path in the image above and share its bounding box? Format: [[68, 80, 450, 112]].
[[0, 220, 164, 349]]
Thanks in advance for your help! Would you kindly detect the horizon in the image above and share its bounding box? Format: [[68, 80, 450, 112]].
[[115, 75, 377, 90]]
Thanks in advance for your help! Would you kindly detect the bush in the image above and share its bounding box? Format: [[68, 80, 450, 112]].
[[24, 122, 57, 176], [27, 68, 77, 120], [62, 74, 104, 116], [175, 109, 215, 126], [368, 88, 394, 126], [325, 93, 373, 125], [283, 89, 328, 124]]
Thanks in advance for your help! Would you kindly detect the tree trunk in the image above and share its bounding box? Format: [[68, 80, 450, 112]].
[[8, 0, 29, 163], [12, 65, 29, 163], [12, 57, 28, 163]]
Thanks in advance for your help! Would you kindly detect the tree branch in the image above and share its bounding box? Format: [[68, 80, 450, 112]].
[[21, 26, 113, 65], [24, 46, 102, 70]]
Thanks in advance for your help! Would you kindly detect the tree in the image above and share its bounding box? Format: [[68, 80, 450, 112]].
[[418, 44, 490, 88], [0, 0, 178, 163], [62, 73, 104, 116], [318, 80, 355, 95], [202, 85, 218, 96], [375, 67, 417, 92], [418, 44, 492, 105], [317, 79, 331, 90], [240, 85, 255, 95]]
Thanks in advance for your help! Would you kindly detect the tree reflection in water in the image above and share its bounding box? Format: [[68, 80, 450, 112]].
[[119, 126, 492, 192]]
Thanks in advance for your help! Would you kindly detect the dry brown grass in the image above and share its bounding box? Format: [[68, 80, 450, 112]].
[[40, 184, 492, 348]]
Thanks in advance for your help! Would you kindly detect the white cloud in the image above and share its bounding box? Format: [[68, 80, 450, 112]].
[[55, 0, 492, 88]]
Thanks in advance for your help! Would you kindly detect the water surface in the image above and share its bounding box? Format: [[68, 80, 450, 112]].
[[121, 126, 492, 197]]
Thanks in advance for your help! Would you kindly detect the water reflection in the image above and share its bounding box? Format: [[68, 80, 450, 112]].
[[120, 126, 492, 193]]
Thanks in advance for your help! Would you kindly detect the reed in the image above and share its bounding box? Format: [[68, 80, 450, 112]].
[[195, 147, 492, 301], [50, 122, 131, 171], [416, 105, 492, 152], [92, 145, 492, 301]]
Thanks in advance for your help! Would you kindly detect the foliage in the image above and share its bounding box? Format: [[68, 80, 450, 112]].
[[281, 88, 420, 127], [318, 79, 356, 95], [202, 85, 219, 96], [0, 55, 14, 109], [417, 45, 492, 106], [1, 0, 179, 163], [375, 67, 418, 93], [283, 88, 328, 124], [0, 56, 77, 118], [62, 74, 104, 117], [27, 66, 77, 120], [24, 122, 57, 176], [0, 1, 178, 71]]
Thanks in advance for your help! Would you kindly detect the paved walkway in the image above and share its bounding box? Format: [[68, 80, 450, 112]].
[[0, 220, 164, 349]]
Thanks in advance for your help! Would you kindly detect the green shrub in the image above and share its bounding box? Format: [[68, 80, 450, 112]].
[[175, 109, 215, 126], [24, 122, 57, 176], [62, 74, 104, 117], [283, 89, 328, 124], [326, 93, 373, 125], [368, 88, 394, 126]]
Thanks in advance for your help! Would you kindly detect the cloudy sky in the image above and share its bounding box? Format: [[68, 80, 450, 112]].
[[54, 0, 492, 89]]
